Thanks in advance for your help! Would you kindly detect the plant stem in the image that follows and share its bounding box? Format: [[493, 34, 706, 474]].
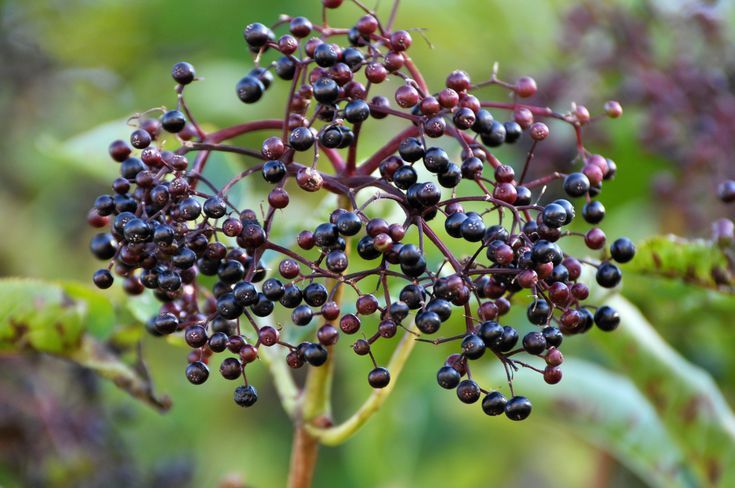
[[305, 319, 419, 445], [287, 424, 321, 488], [286, 194, 351, 488]]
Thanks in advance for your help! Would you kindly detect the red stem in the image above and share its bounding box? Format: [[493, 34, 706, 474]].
[[356, 125, 419, 176]]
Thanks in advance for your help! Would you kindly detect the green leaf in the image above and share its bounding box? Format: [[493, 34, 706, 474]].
[[590, 295, 735, 486], [523, 359, 696, 487], [0, 278, 86, 354], [0, 278, 169, 411], [125, 289, 162, 324], [60, 281, 117, 340], [37, 120, 130, 182], [623, 235, 732, 291]]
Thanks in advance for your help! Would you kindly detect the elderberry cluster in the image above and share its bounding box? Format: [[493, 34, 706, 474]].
[[86, 0, 633, 419]]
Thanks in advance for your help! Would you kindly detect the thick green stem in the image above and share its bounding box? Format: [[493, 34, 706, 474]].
[[286, 194, 351, 488], [305, 320, 419, 445]]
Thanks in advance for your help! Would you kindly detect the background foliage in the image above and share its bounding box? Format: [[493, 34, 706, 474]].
[[2, 0, 735, 486]]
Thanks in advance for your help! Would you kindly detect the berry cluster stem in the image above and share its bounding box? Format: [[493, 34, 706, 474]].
[[288, 194, 350, 488], [305, 319, 419, 445]]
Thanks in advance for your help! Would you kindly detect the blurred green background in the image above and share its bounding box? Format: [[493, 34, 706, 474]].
[[2, 0, 735, 487]]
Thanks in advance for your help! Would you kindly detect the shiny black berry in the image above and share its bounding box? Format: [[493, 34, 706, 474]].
[[398, 137, 425, 162], [456, 379, 481, 404], [594, 305, 620, 331], [522, 331, 547, 354], [596, 262, 622, 288], [262, 160, 287, 183], [93, 269, 114, 289], [161, 110, 187, 133], [563, 172, 591, 198], [482, 391, 507, 416], [172, 61, 196, 84], [437, 366, 461, 389], [582, 200, 605, 224], [461, 334, 486, 359], [185, 361, 209, 385], [610, 237, 636, 263], [289, 127, 315, 151], [236, 75, 265, 103], [505, 396, 532, 420], [303, 343, 328, 366], [344, 100, 370, 123], [368, 367, 391, 388]]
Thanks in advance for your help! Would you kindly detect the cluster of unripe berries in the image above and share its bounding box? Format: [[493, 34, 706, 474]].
[[87, 0, 632, 417]]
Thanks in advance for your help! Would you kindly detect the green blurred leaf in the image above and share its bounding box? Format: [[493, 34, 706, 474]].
[[590, 294, 735, 486], [525, 359, 696, 488], [0, 278, 86, 354], [623, 235, 733, 291], [37, 120, 130, 182], [125, 289, 162, 324], [0, 278, 169, 411], [61, 281, 117, 340]]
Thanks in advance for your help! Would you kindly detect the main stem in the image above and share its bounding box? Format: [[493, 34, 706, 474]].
[[287, 194, 351, 488]]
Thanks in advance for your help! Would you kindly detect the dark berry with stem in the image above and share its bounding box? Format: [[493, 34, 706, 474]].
[[289, 127, 315, 151], [542, 327, 563, 348], [314, 42, 339, 67], [172, 61, 196, 84], [582, 200, 605, 224], [594, 305, 620, 331], [460, 213, 486, 242], [399, 137, 425, 162], [596, 262, 622, 288], [336, 212, 362, 236], [289, 16, 312, 37], [303, 343, 328, 366], [93, 269, 114, 289], [544, 367, 563, 385], [610, 237, 636, 263], [368, 367, 391, 388], [344, 100, 370, 123], [185, 362, 209, 385], [505, 396, 532, 420], [527, 300, 551, 325], [209, 332, 229, 352], [233, 385, 258, 407], [461, 334, 486, 359], [456, 380, 481, 404], [482, 391, 507, 416], [504, 121, 522, 143], [185, 325, 208, 348], [423, 147, 450, 174], [243, 22, 271, 48], [90, 233, 117, 260], [479, 321, 504, 347], [437, 366, 461, 389], [251, 66, 274, 88], [262, 160, 287, 183], [564, 172, 591, 197], [522, 331, 547, 355], [161, 110, 186, 133], [393, 165, 418, 189], [236, 76, 265, 103], [220, 358, 243, 380], [416, 311, 441, 334], [480, 121, 507, 147]]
